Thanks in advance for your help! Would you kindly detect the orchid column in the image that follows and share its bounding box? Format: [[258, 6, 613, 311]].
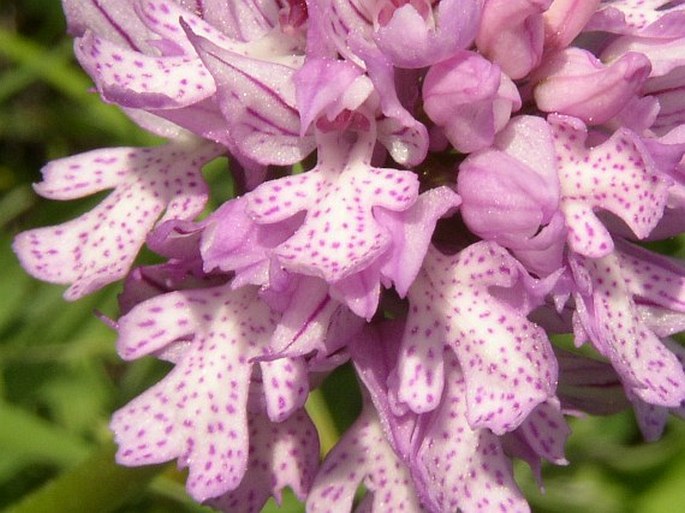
[[12, 1, 685, 513]]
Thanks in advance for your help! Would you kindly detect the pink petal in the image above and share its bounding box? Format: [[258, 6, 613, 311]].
[[377, 186, 461, 298], [268, 276, 348, 355], [394, 294, 446, 413], [183, 0, 280, 42], [602, 33, 685, 77], [514, 399, 570, 466], [188, 28, 315, 165], [373, 0, 481, 68], [411, 352, 529, 513], [571, 253, 685, 407], [476, 0, 552, 80], [550, 114, 671, 256], [533, 48, 651, 125], [294, 57, 367, 135], [111, 284, 280, 501], [414, 243, 558, 434], [13, 143, 216, 300], [139, 0, 304, 64], [587, 0, 685, 36], [135, 0, 233, 56], [248, 130, 419, 285], [259, 357, 309, 422], [355, 46, 429, 166], [62, 0, 154, 51], [75, 31, 216, 109], [307, 405, 425, 513], [209, 410, 320, 513], [616, 240, 685, 312], [543, 0, 602, 49], [318, 0, 374, 67]]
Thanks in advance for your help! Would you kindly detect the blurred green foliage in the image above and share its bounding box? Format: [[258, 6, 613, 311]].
[[0, 2, 684, 513]]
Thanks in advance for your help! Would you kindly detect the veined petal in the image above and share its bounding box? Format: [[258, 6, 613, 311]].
[[209, 410, 320, 513], [357, 47, 429, 166], [137, 0, 304, 65], [476, 0, 552, 80], [134, 0, 230, 56], [62, 0, 154, 51], [180, 0, 281, 42], [268, 276, 338, 354], [13, 143, 217, 300], [188, 28, 314, 165], [201, 196, 305, 286], [294, 57, 367, 135], [320, 0, 375, 67]]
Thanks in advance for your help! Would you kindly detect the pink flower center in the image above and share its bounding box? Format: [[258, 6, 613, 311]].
[[375, 0, 432, 26], [279, 0, 309, 32]]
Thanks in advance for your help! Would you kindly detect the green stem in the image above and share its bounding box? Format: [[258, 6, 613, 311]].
[[305, 388, 339, 455]]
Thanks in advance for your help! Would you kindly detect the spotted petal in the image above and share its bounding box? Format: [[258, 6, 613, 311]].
[[75, 30, 216, 109], [616, 240, 685, 313], [587, 0, 685, 36], [404, 243, 558, 433], [264, 139, 418, 280], [570, 252, 685, 407], [411, 351, 529, 513], [13, 143, 217, 300], [512, 399, 570, 467], [551, 114, 671, 257], [259, 357, 309, 422], [209, 409, 320, 513], [244, 129, 419, 317], [307, 404, 425, 513], [111, 284, 280, 501]]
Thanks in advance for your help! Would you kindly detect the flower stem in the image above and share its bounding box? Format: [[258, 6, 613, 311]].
[[305, 388, 339, 455]]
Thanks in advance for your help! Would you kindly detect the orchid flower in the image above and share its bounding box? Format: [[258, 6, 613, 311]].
[[12, 1, 685, 512]]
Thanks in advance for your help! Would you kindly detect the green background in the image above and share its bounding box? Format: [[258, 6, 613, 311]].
[[1, 2, 684, 512]]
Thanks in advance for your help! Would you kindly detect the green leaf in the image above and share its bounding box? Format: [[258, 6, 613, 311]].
[[0, 401, 90, 469], [3, 443, 164, 513]]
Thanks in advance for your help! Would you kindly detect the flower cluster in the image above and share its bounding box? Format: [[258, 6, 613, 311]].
[[13, 1, 685, 512]]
